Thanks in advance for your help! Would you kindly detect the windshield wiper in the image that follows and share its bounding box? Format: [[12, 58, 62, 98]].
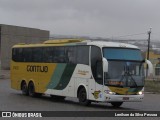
[[120, 66, 137, 87]]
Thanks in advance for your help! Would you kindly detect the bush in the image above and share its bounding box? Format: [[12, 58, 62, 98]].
[[145, 80, 160, 93]]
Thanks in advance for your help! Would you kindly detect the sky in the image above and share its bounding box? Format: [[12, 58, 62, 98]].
[[0, 0, 160, 40]]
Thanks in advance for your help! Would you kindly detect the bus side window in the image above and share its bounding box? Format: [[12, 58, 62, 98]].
[[32, 48, 43, 62], [91, 46, 103, 85], [23, 48, 32, 62], [53, 47, 65, 63], [43, 47, 54, 63], [12, 48, 17, 61], [66, 47, 76, 64], [12, 48, 23, 62], [76, 46, 89, 65]]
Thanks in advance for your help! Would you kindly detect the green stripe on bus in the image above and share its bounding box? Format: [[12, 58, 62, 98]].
[[54, 64, 76, 90], [47, 64, 67, 89]]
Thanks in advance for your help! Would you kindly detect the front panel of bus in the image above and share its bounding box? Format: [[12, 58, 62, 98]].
[[102, 47, 145, 102]]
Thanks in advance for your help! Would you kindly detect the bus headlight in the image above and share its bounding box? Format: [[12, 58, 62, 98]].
[[104, 90, 116, 95], [109, 91, 116, 95], [137, 91, 143, 95]]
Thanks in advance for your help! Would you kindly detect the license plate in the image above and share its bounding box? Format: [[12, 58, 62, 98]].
[[123, 97, 129, 100]]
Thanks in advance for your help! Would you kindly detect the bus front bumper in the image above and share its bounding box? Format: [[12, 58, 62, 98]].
[[105, 94, 144, 102]]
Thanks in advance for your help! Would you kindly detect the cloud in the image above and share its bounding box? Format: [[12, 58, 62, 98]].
[[0, 0, 160, 39]]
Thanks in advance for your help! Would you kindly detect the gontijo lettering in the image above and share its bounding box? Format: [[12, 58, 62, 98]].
[[27, 65, 48, 72]]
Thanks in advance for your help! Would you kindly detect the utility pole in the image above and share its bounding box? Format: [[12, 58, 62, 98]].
[[146, 28, 152, 77]]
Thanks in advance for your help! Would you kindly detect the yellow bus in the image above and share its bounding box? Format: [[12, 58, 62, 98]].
[[11, 39, 151, 107]]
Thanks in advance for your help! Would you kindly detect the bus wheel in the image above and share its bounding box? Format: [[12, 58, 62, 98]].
[[21, 81, 28, 95], [28, 82, 42, 97], [28, 82, 36, 97], [78, 88, 91, 106], [110, 102, 123, 107]]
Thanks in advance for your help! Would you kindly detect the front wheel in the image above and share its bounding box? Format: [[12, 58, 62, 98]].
[[110, 102, 123, 107], [78, 88, 91, 106]]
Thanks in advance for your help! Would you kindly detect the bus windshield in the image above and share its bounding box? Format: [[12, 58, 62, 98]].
[[103, 48, 145, 87]]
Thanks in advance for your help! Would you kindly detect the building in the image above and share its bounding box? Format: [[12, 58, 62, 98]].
[[145, 50, 160, 79], [0, 24, 49, 69]]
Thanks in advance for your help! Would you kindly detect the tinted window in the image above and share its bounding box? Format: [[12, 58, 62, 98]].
[[32, 48, 43, 62], [103, 48, 143, 61], [65, 47, 76, 64], [12, 46, 90, 65], [43, 47, 54, 63], [12, 48, 23, 62], [76, 46, 89, 65], [54, 47, 66, 63], [91, 46, 103, 84], [12, 48, 32, 62], [23, 48, 32, 62]]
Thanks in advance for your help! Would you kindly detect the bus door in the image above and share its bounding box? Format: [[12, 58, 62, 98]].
[[90, 46, 103, 100]]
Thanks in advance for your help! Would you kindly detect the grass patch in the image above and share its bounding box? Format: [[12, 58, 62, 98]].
[[145, 80, 160, 93]]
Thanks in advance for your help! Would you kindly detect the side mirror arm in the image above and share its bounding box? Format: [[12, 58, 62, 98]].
[[103, 58, 108, 72], [145, 59, 154, 76]]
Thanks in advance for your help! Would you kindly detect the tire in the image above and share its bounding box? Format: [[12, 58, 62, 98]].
[[28, 82, 42, 97], [28, 82, 35, 97], [21, 81, 28, 95], [111, 102, 123, 107], [78, 87, 91, 106]]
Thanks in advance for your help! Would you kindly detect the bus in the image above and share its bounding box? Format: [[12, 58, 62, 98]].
[[11, 39, 152, 107]]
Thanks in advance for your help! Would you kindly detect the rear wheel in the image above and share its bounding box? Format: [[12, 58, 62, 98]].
[[78, 87, 91, 106], [21, 81, 28, 95], [28, 82, 35, 97], [111, 102, 123, 107], [28, 82, 42, 97]]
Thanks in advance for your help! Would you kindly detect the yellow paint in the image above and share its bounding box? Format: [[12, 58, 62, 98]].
[[44, 39, 84, 44], [12, 39, 84, 48], [144, 51, 160, 68], [145, 51, 160, 60], [108, 86, 137, 95], [11, 39, 85, 94], [11, 60, 57, 93], [92, 91, 101, 99]]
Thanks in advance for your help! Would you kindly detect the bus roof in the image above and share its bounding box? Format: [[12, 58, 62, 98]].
[[44, 39, 84, 44], [88, 41, 138, 49], [12, 39, 139, 49], [12, 39, 84, 48]]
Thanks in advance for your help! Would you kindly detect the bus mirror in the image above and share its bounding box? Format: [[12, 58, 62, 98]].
[[145, 59, 154, 76], [103, 58, 108, 72]]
